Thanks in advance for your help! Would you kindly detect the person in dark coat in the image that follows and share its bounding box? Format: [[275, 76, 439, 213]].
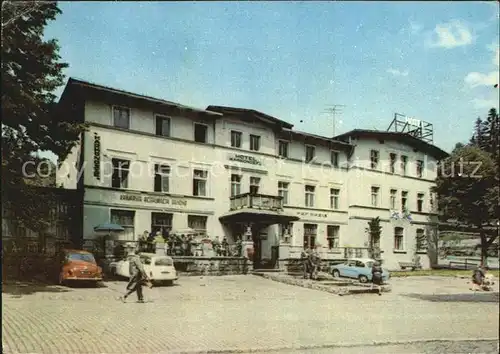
[[471, 264, 486, 292], [119, 249, 150, 303], [371, 261, 383, 295]]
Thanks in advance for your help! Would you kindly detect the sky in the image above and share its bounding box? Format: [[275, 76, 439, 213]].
[[41, 1, 499, 160]]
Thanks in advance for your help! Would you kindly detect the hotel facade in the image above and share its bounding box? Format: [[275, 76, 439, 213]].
[[56, 78, 448, 270]]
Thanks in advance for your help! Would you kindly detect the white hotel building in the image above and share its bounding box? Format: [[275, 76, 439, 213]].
[[57, 78, 448, 270]]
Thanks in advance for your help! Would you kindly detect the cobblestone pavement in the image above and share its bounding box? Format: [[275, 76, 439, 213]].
[[2, 275, 499, 353]]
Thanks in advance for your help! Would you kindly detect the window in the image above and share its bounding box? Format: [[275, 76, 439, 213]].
[[416, 160, 424, 178], [230, 174, 241, 197], [327, 225, 339, 249], [278, 140, 289, 158], [249, 177, 260, 194], [113, 106, 130, 129], [305, 145, 315, 163], [151, 212, 172, 235], [303, 223, 317, 249], [330, 188, 340, 209], [155, 115, 171, 137], [390, 189, 397, 210], [330, 151, 339, 167], [417, 193, 424, 212], [280, 222, 293, 241], [401, 191, 408, 211], [371, 186, 380, 207], [278, 181, 289, 205], [193, 169, 207, 196], [394, 227, 404, 250], [111, 158, 130, 188], [389, 153, 397, 173], [231, 131, 242, 148], [110, 209, 135, 240], [305, 185, 315, 207], [250, 134, 261, 151], [155, 257, 173, 266], [400, 155, 408, 175], [194, 123, 208, 143], [188, 215, 207, 238], [370, 150, 379, 169], [416, 228, 426, 251], [154, 164, 170, 193]]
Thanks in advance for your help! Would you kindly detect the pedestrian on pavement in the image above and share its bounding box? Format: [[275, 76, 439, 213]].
[[301, 246, 311, 279], [119, 248, 150, 303], [371, 261, 383, 295], [470, 263, 486, 292]]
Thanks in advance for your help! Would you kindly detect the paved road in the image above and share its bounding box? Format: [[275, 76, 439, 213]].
[[2, 275, 499, 353]]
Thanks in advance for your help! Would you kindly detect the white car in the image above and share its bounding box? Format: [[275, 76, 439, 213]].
[[111, 253, 178, 285]]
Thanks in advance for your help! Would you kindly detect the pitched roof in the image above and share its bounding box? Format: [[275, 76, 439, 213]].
[[206, 105, 294, 129], [61, 78, 222, 117], [335, 129, 449, 159]]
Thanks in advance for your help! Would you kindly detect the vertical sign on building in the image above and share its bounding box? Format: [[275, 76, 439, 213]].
[[93, 133, 101, 180]]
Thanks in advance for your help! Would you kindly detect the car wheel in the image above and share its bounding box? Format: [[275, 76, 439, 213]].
[[332, 270, 340, 278], [359, 275, 368, 283]]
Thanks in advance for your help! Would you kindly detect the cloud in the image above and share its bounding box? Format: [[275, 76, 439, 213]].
[[427, 20, 474, 48], [386, 68, 409, 77], [464, 71, 499, 88]]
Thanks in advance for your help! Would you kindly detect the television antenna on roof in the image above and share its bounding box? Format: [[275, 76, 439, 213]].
[[324, 104, 346, 137]]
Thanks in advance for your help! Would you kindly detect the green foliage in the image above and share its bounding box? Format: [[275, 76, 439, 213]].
[[366, 217, 382, 259], [435, 145, 497, 225], [1, 2, 85, 230], [436, 107, 499, 263]]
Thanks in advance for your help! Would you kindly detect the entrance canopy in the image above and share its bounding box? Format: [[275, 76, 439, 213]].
[[219, 208, 299, 226]]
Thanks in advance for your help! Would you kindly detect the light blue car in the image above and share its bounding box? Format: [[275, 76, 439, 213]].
[[331, 258, 390, 283]]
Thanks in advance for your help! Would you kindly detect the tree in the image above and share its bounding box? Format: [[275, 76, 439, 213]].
[[434, 145, 498, 264], [1, 1, 85, 230], [469, 117, 489, 150], [366, 217, 382, 260], [484, 108, 499, 161]]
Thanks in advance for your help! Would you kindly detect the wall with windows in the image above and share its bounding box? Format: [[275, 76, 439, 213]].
[[84, 101, 216, 143], [55, 93, 445, 269]]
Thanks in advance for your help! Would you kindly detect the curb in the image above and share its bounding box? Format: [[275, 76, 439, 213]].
[[254, 273, 391, 295], [172, 338, 500, 353]]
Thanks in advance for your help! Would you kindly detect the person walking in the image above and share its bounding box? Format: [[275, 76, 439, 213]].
[[119, 249, 150, 303], [301, 246, 311, 279], [371, 261, 383, 296]]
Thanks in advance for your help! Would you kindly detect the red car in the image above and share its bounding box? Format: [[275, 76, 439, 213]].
[[51, 249, 103, 285]]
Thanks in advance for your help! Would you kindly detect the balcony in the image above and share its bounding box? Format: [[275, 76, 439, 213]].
[[230, 193, 283, 211]]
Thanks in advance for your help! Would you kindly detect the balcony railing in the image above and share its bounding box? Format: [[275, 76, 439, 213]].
[[230, 193, 283, 211]]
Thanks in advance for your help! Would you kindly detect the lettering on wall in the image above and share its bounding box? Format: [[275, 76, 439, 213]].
[[228, 154, 262, 165], [119, 194, 187, 206], [297, 211, 328, 218], [93, 133, 101, 180]]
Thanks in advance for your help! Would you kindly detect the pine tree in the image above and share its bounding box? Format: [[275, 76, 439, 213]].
[[485, 108, 499, 160], [470, 117, 489, 150]]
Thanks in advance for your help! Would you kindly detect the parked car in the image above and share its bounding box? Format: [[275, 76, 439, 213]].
[[330, 258, 390, 283], [48, 249, 103, 285], [111, 253, 178, 286]]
